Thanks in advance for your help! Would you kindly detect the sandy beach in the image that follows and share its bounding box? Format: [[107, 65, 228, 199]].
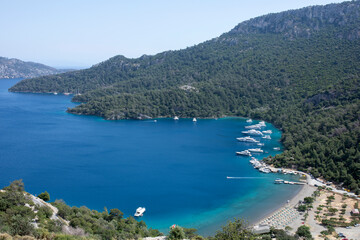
[[252, 172, 316, 233]]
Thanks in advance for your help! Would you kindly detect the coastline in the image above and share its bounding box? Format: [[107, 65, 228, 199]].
[[0, 86, 306, 237], [252, 172, 316, 232]]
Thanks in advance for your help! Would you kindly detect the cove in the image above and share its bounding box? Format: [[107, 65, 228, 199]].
[[0, 78, 301, 235]]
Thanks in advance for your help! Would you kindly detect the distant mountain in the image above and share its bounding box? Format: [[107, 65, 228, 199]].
[[0, 57, 71, 79], [9, 1, 360, 191]]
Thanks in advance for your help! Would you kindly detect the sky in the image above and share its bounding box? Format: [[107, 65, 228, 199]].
[[1, 0, 345, 69]]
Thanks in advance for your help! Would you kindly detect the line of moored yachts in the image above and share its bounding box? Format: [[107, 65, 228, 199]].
[[235, 119, 281, 174], [235, 119, 276, 157]]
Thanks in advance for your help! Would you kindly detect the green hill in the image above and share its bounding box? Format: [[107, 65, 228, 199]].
[[9, 1, 360, 192]]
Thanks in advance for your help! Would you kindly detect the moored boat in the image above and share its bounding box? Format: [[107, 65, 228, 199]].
[[274, 178, 284, 184], [192, 118, 197, 122], [174, 116, 179, 120], [236, 150, 252, 156], [248, 148, 264, 153], [134, 207, 146, 217], [259, 167, 271, 173], [262, 130, 272, 134], [236, 136, 259, 143], [245, 124, 262, 129], [262, 135, 271, 139], [242, 129, 263, 136]]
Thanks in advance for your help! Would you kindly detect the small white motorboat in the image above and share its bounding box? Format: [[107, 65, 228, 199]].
[[134, 207, 146, 217]]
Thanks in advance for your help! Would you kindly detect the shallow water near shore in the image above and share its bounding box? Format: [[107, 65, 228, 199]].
[[0, 78, 301, 235]]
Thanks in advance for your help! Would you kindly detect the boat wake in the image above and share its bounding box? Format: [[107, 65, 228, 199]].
[[226, 176, 267, 179]]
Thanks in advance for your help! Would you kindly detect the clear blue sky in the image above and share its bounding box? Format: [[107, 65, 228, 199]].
[[1, 0, 344, 68]]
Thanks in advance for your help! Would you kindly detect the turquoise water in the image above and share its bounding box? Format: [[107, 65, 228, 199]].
[[0, 78, 301, 235]]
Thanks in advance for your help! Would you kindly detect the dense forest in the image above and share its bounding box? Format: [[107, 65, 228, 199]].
[[9, 1, 360, 192]]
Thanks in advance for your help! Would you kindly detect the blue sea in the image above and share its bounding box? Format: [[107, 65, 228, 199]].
[[0, 78, 301, 235]]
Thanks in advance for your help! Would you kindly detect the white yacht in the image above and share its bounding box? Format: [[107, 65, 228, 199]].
[[262, 135, 271, 139], [236, 136, 259, 143], [259, 167, 271, 173], [274, 178, 284, 184], [236, 150, 252, 156], [174, 116, 179, 120], [273, 147, 280, 151], [242, 129, 263, 136], [193, 118, 197, 122], [246, 119, 253, 123], [258, 121, 266, 127], [134, 207, 146, 217], [248, 148, 264, 153], [53, 92, 58, 95], [250, 158, 266, 169], [245, 124, 262, 129], [262, 130, 272, 134]]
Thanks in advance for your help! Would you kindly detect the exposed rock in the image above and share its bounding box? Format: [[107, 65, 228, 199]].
[[228, 1, 360, 40]]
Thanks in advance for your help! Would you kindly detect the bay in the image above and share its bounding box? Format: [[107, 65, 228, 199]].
[[0, 78, 301, 235]]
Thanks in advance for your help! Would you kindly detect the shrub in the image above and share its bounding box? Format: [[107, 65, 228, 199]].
[[295, 225, 312, 239], [297, 205, 307, 212], [183, 227, 198, 239], [303, 197, 314, 204], [37, 206, 53, 219], [0, 233, 12, 240], [213, 219, 255, 240], [38, 191, 50, 202], [168, 226, 185, 240]]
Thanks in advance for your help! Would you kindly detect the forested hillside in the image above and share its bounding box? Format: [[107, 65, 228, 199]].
[[0, 180, 162, 239], [9, 1, 360, 192]]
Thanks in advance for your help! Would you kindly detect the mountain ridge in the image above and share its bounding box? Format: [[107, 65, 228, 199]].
[[9, 1, 360, 95], [228, 1, 360, 39], [0, 56, 72, 79]]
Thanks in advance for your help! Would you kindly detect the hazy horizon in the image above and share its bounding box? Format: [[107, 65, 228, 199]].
[[2, 0, 345, 69]]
